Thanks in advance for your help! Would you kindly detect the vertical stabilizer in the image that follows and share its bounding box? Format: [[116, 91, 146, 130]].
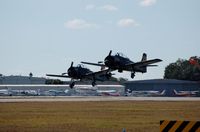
[[141, 53, 147, 62], [173, 89, 178, 95], [141, 53, 147, 73], [160, 90, 166, 95]]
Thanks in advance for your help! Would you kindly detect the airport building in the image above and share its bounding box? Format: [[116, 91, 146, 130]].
[[1, 75, 200, 96], [124, 79, 200, 96]]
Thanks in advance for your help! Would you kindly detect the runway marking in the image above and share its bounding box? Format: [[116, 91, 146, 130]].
[[160, 120, 200, 132]]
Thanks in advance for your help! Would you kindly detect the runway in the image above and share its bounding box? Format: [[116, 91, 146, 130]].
[[0, 96, 200, 102]]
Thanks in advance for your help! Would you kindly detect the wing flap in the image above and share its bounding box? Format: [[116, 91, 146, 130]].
[[83, 69, 113, 81], [81, 61, 105, 67]]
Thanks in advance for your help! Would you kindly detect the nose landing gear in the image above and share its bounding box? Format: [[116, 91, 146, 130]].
[[69, 82, 75, 89], [92, 81, 96, 87]]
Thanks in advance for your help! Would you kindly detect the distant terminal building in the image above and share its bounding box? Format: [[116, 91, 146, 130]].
[[124, 79, 200, 96], [0, 75, 46, 84]]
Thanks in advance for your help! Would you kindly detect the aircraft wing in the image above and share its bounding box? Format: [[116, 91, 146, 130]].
[[125, 59, 162, 70], [81, 61, 106, 67], [83, 69, 113, 81], [46, 74, 71, 78]]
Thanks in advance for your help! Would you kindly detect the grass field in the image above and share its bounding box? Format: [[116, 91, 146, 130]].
[[0, 101, 200, 132]]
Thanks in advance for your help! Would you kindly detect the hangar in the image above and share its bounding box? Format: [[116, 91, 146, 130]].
[[124, 79, 200, 96]]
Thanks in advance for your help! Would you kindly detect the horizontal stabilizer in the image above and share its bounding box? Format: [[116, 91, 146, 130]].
[[132, 59, 162, 67], [46, 74, 70, 78], [147, 64, 158, 67]]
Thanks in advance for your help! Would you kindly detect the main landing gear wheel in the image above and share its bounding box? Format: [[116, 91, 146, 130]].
[[92, 81, 96, 87], [69, 82, 75, 89], [131, 72, 135, 79]]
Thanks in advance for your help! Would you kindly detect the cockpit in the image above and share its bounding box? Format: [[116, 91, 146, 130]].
[[77, 64, 87, 68], [115, 52, 128, 59], [77, 64, 91, 69]]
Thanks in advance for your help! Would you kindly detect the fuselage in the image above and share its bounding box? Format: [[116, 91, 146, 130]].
[[104, 53, 133, 71], [67, 65, 92, 79]]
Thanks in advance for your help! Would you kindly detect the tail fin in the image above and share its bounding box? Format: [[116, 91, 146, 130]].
[[141, 53, 147, 62], [141, 53, 147, 73], [160, 90, 166, 95], [173, 89, 178, 94]]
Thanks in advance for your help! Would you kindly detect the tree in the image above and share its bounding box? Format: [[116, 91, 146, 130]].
[[29, 72, 33, 78], [164, 58, 200, 81], [45, 79, 64, 84]]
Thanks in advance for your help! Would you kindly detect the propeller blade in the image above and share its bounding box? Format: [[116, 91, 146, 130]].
[[109, 50, 112, 56], [62, 72, 67, 75], [98, 61, 103, 64], [70, 62, 73, 67]]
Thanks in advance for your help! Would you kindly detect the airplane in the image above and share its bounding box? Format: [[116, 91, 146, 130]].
[[131, 90, 166, 97], [0, 88, 39, 96], [125, 89, 132, 96], [97, 89, 120, 96], [20, 90, 40, 96], [173, 89, 199, 97], [74, 85, 98, 91], [74, 87, 98, 96], [81, 50, 162, 79], [44, 89, 69, 96], [0, 89, 12, 96], [46, 62, 113, 88]]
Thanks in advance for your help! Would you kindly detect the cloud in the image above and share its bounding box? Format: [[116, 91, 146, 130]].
[[99, 5, 118, 11], [117, 18, 139, 28], [64, 19, 98, 30], [140, 0, 157, 7], [85, 4, 118, 11], [85, 4, 95, 10]]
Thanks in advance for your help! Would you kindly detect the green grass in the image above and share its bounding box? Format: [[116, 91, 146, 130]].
[[0, 101, 200, 132]]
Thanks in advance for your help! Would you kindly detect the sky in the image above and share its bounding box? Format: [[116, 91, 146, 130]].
[[0, 0, 200, 80]]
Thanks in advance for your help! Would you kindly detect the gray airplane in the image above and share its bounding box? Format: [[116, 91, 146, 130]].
[[46, 62, 113, 88]]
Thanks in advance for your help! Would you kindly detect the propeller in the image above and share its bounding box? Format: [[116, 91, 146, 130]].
[[104, 50, 114, 66], [108, 50, 112, 56], [70, 62, 74, 67], [62, 72, 67, 75], [98, 61, 103, 64]]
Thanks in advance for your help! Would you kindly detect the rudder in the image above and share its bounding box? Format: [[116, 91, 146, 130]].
[[141, 53, 147, 72], [141, 53, 147, 62]]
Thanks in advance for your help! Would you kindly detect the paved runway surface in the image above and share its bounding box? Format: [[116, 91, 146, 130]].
[[0, 96, 200, 102]]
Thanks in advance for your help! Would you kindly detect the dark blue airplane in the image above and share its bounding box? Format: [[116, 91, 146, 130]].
[[81, 50, 162, 79]]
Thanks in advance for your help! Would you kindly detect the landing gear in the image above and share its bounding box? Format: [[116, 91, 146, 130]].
[[92, 81, 96, 87], [92, 75, 97, 87], [131, 72, 135, 79], [69, 82, 75, 89]]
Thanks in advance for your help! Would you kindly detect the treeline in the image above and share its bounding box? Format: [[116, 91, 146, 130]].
[[164, 58, 200, 81], [45, 79, 64, 84]]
